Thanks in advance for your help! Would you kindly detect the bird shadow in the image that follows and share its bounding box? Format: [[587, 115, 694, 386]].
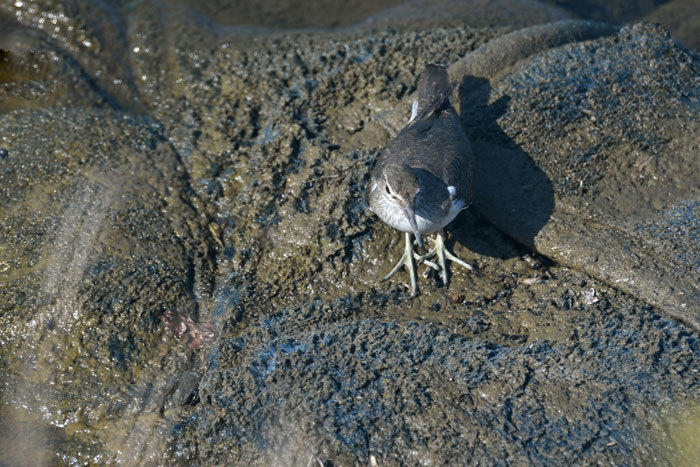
[[450, 76, 554, 259]]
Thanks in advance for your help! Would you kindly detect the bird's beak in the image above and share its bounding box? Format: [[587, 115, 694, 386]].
[[403, 206, 423, 248]]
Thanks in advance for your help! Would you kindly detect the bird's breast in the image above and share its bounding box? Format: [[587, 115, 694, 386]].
[[371, 191, 466, 235]]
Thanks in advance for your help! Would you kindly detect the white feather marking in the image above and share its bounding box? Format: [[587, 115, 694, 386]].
[[409, 99, 418, 123], [447, 186, 457, 199]]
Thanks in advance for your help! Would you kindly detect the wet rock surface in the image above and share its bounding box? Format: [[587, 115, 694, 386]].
[[190, 299, 699, 465], [0, 108, 216, 463], [0, 0, 698, 464]]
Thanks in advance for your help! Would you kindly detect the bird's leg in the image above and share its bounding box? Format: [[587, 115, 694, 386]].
[[383, 233, 442, 295], [416, 229, 473, 286], [384, 232, 437, 295], [413, 240, 439, 277], [383, 232, 417, 294]]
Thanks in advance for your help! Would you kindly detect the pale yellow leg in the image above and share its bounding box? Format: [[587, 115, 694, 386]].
[[416, 229, 473, 286]]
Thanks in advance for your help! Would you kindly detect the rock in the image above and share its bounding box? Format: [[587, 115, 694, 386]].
[[0, 0, 146, 112], [186, 301, 699, 464], [645, 0, 700, 49], [0, 2, 698, 464], [474, 22, 699, 329], [374, 21, 699, 329], [0, 108, 216, 463]]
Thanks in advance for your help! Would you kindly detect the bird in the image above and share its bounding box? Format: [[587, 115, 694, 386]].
[[366, 63, 474, 295]]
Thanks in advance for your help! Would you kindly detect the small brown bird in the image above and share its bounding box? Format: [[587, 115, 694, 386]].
[[366, 64, 474, 294]]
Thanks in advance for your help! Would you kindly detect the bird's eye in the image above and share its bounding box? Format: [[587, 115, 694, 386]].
[[385, 185, 391, 195]]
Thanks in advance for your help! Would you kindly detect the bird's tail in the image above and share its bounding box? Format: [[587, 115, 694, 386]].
[[410, 64, 454, 123]]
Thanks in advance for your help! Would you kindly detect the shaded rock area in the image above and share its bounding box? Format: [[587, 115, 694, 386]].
[[645, 0, 700, 49], [541, 0, 700, 49], [481, 23, 699, 329], [0, 0, 698, 465]]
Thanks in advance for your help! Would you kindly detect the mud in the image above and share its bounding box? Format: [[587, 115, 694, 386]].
[[0, 0, 698, 464]]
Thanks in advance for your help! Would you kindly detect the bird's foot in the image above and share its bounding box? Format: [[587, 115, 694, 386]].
[[413, 238, 440, 273], [416, 230, 473, 287], [383, 232, 439, 295]]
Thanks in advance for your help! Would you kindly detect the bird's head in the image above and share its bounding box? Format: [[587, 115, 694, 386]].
[[381, 164, 423, 247]]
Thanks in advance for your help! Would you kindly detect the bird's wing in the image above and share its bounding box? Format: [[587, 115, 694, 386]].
[[387, 107, 474, 204]]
